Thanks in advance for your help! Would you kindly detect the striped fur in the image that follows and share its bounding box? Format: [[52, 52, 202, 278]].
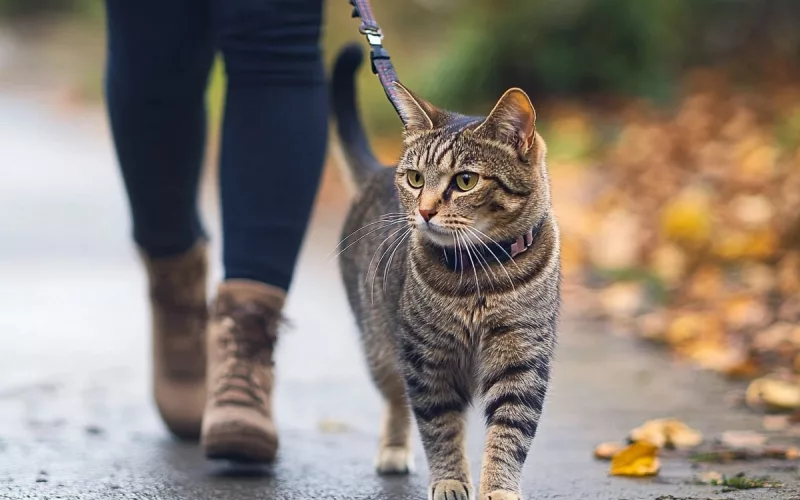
[[333, 47, 560, 500]]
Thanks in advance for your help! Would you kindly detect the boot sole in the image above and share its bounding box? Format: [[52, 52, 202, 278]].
[[203, 430, 278, 463]]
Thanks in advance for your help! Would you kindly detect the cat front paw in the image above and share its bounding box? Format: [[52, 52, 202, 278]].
[[430, 480, 473, 500], [484, 490, 520, 500], [375, 445, 413, 475]]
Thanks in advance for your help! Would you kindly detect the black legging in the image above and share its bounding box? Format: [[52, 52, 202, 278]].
[[104, 0, 328, 291]]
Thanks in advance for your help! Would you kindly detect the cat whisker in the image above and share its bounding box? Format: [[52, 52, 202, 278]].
[[331, 213, 407, 247], [371, 227, 412, 303], [329, 218, 408, 261], [454, 230, 464, 287], [465, 226, 515, 292], [459, 229, 481, 297], [463, 231, 496, 293], [330, 215, 408, 248], [364, 225, 411, 284], [467, 227, 520, 270], [382, 227, 412, 294]]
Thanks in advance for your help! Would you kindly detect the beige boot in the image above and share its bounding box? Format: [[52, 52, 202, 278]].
[[141, 242, 208, 440], [201, 279, 285, 463]]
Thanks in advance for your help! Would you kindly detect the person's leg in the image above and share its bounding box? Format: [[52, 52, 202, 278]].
[[216, 0, 328, 290], [104, 0, 214, 440], [105, 0, 214, 256], [201, 0, 328, 462]]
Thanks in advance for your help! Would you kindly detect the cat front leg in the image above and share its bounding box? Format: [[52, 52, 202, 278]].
[[477, 321, 554, 500], [397, 322, 474, 500]]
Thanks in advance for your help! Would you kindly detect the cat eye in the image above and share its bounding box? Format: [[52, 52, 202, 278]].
[[454, 172, 479, 191], [407, 170, 424, 188]]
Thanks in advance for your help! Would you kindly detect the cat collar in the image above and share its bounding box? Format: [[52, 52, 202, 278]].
[[441, 218, 546, 272]]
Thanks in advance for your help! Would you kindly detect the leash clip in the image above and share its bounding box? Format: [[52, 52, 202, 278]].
[[362, 27, 383, 47]]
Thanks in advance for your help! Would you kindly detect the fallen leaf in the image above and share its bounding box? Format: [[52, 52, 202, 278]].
[[594, 441, 624, 460], [682, 340, 748, 373], [629, 418, 703, 449], [610, 441, 661, 477], [660, 188, 713, 246], [724, 357, 760, 379], [746, 377, 800, 410], [666, 313, 710, 345], [720, 430, 767, 450]]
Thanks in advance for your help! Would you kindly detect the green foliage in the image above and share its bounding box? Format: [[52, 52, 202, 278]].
[[422, 0, 693, 110], [421, 0, 800, 111], [0, 0, 99, 18]]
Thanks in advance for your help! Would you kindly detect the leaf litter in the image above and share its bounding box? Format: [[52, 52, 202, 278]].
[[597, 417, 795, 490]]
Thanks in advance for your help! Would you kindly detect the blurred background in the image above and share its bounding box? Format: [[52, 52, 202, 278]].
[[2, 0, 800, 497]]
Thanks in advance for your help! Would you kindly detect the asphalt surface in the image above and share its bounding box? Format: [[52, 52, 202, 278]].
[[1, 93, 799, 500]]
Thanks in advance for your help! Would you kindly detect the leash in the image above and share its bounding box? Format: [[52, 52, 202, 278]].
[[349, 0, 404, 118]]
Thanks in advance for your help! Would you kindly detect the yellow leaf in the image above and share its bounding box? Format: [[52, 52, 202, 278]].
[[610, 442, 661, 477], [713, 229, 778, 261], [629, 418, 703, 450], [746, 377, 800, 411], [666, 313, 719, 345], [736, 140, 778, 182], [660, 188, 713, 246], [681, 340, 748, 373]]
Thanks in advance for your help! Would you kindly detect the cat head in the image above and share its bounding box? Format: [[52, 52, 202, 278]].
[[392, 83, 550, 248]]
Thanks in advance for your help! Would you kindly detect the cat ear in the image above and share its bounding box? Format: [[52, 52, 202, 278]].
[[475, 88, 536, 154], [392, 82, 445, 132]]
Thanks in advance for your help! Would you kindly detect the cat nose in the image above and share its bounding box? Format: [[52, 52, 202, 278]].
[[419, 209, 438, 222]]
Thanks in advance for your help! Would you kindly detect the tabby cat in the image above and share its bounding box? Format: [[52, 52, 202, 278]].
[[332, 44, 561, 500]]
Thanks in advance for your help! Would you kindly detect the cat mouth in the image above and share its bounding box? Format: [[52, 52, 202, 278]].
[[419, 222, 458, 246]]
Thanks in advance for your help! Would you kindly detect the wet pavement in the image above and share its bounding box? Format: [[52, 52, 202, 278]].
[[1, 93, 799, 499]]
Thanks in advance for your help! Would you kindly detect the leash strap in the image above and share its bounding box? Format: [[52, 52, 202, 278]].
[[349, 0, 403, 117]]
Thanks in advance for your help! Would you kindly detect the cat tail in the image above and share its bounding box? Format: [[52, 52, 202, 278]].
[[331, 43, 384, 194]]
